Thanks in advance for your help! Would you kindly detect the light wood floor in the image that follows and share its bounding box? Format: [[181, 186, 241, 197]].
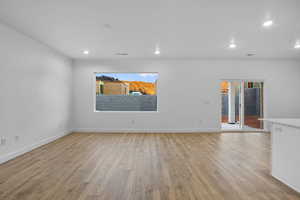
[[0, 132, 300, 200]]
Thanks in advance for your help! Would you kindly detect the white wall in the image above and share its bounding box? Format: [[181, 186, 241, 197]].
[[0, 23, 72, 163], [72, 59, 300, 132], [0, 20, 299, 163]]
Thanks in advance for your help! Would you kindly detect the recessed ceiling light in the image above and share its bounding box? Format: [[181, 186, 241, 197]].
[[229, 43, 237, 49], [294, 43, 300, 49], [263, 20, 273, 27], [83, 50, 89, 55], [154, 44, 161, 55]]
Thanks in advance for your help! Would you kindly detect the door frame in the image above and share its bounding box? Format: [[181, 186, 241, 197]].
[[220, 79, 266, 131]]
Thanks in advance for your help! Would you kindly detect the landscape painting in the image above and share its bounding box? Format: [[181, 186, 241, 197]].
[[95, 73, 158, 111]]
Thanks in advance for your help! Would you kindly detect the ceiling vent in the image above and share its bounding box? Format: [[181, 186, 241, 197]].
[[115, 53, 129, 56]]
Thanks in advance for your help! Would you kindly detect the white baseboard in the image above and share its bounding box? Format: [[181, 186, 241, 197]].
[[0, 131, 71, 165], [71, 128, 221, 133], [272, 173, 300, 193]]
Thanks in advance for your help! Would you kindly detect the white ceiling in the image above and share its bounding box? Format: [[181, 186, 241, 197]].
[[0, 0, 299, 59]]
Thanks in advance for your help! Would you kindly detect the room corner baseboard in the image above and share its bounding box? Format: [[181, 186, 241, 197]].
[[271, 173, 300, 193], [0, 131, 71, 165], [71, 128, 221, 133]]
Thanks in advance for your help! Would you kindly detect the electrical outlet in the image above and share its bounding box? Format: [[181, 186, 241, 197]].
[[15, 135, 20, 141], [203, 100, 210, 105], [0, 138, 6, 146], [131, 120, 135, 124]]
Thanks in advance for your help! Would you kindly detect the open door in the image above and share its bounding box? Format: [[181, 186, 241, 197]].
[[221, 80, 241, 130], [243, 81, 264, 129], [221, 80, 264, 130]]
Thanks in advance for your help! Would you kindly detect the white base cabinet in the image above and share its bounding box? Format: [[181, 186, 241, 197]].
[[270, 122, 300, 192]]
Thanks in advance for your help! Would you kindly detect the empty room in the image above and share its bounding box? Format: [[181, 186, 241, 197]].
[[1, 0, 300, 199]]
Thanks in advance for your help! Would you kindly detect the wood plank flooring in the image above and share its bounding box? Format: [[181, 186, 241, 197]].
[[0, 132, 300, 200]]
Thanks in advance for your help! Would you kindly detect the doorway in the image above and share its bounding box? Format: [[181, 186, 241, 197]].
[[220, 80, 264, 130]]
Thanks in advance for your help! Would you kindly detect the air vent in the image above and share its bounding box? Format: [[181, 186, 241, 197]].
[[103, 24, 112, 29], [246, 53, 255, 57], [115, 53, 129, 56]]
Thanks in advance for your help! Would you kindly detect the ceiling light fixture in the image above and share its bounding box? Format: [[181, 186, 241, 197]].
[[229, 43, 237, 49], [294, 42, 300, 49], [83, 50, 89, 55], [154, 44, 161, 55], [154, 49, 160, 55], [263, 20, 273, 27]]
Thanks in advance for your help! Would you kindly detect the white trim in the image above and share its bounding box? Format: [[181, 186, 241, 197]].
[[221, 128, 269, 132], [0, 131, 71, 165], [240, 81, 245, 128], [71, 128, 221, 133], [271, 173, 300, 193]]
